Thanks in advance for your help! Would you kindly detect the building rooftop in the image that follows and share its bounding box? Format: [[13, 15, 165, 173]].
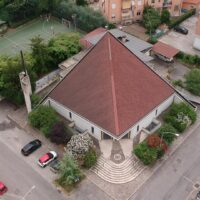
[[152, 41, 179, 58], [49, 32, 174, 137]]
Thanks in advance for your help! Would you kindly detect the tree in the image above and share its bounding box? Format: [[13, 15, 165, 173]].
[[0, 55, 36, 105], [134, 141, 158, 165], [83, 147, 97, 168], [143, 6, 161, 34], [48, 33, 82, 66], [157, 124, 177, 145], [49, 122, 73, 144], [58, 154, 81, 186], [161, 9, 170, 24], [185, 69, 200, 96], [76, 0, 87, 6], [30, 36, 52, 75], [28, 105, 59, 136]]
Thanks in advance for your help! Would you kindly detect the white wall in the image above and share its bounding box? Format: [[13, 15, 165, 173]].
[[128, 94, 175, 139], [45, 98, 112, 140], [45, 93, 175, 140]]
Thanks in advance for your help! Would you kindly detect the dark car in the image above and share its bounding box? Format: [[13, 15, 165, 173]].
[[21, 139, 42, 156], [174, 25, 188, 35], [196, 191, 200, 200], [49, 159, 60, 173], [0, 182, 7, 195]]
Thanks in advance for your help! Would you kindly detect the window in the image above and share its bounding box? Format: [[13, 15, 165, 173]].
[[91, 127, 94, 133], [137, 125, 140, 131], [151, 0, 155, 3], [137, 11, 141, 15], [155, 109, 158, 116], [69, 112, 72, 119], [112, 3, 116, 9]]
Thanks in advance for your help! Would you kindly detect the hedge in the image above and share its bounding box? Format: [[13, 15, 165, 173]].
[[169, 9, 196, 29], [164, 102, 197, 132]]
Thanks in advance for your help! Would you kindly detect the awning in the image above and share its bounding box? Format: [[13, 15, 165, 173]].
[[152, 41, 179, 58]]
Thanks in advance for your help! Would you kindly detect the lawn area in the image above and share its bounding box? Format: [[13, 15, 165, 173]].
[[0, 17, 81, 56]]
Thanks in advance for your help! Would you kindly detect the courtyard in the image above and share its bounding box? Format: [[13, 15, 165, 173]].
[[159, 15, 200, 56]]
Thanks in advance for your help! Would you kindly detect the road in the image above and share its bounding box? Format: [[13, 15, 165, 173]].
[[130, 123, 200, 200]]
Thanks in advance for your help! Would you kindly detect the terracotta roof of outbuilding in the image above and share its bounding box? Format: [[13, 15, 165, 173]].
[[49, 32, 174, 137], [183, 0, 200, 4], [152, 41, 179, 58]]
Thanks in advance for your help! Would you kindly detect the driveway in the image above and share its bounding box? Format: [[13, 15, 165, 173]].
[[159, 15, 200, 56]]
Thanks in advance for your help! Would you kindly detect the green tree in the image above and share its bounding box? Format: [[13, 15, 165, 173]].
[[83, 148, 97, 168], [28, 105, 59, 136], [30, 35, 52, 75], [58, 154, 81, 186], [185, 69, 200, 96], [161, 9, 170, 24], [76, 0, 87, 6], [0, 55, 36, 105], [48, 33, 82, 66], [143, 6, 161, 35]]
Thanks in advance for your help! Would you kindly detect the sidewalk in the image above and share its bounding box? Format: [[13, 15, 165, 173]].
[[7, 106, 64, 156]]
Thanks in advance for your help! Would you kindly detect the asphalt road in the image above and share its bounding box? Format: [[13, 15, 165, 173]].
[[130, 123, 200, 200], [0, 140, 66, 200]]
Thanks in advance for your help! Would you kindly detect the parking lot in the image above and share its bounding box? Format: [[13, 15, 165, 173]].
[[159, 15, 200, 56]]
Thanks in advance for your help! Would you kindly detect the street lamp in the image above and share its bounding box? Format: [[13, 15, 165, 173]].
[[72, 14, 77, 31]]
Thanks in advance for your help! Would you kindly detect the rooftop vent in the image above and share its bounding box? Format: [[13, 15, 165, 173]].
[[117, 35, 129, 43]]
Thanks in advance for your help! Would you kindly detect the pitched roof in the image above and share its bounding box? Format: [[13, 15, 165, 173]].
[[49, 32, 174, 137], [152, 41, 179, 58], [183, 0, 200, 4]]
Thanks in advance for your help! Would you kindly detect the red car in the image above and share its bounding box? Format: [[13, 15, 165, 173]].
[[38, 151, 57, 168], [0, 182, 7, 195]]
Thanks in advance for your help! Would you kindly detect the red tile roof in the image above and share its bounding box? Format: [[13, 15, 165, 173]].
[[49, 33, 174, 136], [183, 0, 200, 4], [152, 41, 179, 58], [80, 27, 107, 48]]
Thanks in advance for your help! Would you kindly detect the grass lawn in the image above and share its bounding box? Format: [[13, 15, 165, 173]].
[[0, 17, 82, 56]]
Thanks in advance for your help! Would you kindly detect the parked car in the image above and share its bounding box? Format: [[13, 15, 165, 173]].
[[38, 151, 57, 168], [21, 139, 42, 156], [49, 159, 60, 173], [174, 25, 188, 35], [0, 182, 7, 195], [196, 191, 200, 200]]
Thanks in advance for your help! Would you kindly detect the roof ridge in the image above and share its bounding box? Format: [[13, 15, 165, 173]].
[[107, 36, 120, 133]]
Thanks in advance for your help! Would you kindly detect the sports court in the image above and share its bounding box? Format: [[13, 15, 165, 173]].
[[0, 17, 76, 56]]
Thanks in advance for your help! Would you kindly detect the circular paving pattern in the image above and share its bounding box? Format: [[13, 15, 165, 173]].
[[113, 153, 122, 161]]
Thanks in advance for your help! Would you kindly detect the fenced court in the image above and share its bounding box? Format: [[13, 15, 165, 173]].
[[0, 17, 75, 56]]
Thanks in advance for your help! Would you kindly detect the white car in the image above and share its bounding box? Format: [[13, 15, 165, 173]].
[[38, 151, 57, 168]]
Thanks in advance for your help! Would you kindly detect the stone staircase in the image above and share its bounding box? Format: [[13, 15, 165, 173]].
[[91, 155, 146, 184]]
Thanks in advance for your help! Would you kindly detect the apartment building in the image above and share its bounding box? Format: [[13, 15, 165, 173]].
[[99, 0, 183, 24]]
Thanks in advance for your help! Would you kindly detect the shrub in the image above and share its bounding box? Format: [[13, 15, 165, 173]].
[[164, 102, 197, 132], [161, 9, 170, 24], [134, 141, 158, 165], [169, 9, 196, 28], [185, 69, 200, 96], [83, 147, 97, 168], [28, 105, 59, 137], [49, 122, 73, 145], [31, 94, 41, 109], [172, 80, 184, 88], [157, 124, 177, 145], [58, 154, 82, 186], [149, 36, 158, 44], [146, 134, 161, 148]]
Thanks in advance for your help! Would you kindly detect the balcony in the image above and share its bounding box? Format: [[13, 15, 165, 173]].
[[163, 0, 172, 7]]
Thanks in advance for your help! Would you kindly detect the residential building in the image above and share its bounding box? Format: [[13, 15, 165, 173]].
[[182, 0, 200, 11], [44, 31, 189, 141], [99, 0, 183, 24]]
